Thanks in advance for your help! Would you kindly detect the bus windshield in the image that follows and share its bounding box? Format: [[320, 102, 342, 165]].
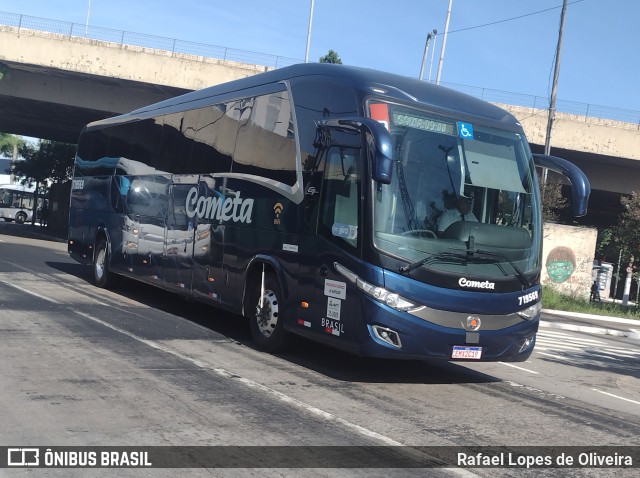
[[371, 101, 542, 281]]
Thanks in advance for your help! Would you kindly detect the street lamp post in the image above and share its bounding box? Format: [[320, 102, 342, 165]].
[[419, 32, 433, 80], [435, 0, 452, 85], [85, 0, 91, 36], [428, 29, 438, 82], [305, 0, 315, 63]]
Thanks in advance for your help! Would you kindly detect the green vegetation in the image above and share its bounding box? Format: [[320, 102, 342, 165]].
[[319, 50, 342, 64], [542, 285, 639, 320]]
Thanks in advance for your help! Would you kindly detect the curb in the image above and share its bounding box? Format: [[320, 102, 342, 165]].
[[540, 320, 640, 340], [542, 308, 640, 326], [541, 309, 640, 340]]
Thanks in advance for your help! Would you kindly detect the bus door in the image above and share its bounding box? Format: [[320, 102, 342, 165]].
[[126, 175, 170, 281], [163, 177, 198, 293], [304, 130, 364, 346], [191, 178, 226, 304]]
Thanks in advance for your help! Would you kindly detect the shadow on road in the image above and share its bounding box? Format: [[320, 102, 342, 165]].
[[44, 258, 499, 386], [0, 221, 66, 243]]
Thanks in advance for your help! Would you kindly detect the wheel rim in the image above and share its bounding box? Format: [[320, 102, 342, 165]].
[[255, 289, 279, 338], [95, 248, 106, 281], [16, 213, 26, 224]]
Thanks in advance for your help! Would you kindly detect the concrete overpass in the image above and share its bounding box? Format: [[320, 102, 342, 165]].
[[0, 24, 273, 143], [1, 21, 639, 227]]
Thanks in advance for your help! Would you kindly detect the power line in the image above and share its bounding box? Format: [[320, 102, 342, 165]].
[[441, 0, 584, 36]]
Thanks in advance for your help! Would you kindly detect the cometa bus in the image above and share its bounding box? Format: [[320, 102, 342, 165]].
[[68, 63, 589, 361]]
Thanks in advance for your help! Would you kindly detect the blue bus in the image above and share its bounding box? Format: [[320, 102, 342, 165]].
[[68, 63, 589, 361]]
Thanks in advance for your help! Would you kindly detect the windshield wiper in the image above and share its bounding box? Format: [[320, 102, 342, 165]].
[[398, 248, 530, 289], [474, 249, 530, 289], [398, 250, 468, 275]]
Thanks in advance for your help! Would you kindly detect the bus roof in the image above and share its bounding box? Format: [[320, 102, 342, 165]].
[[88, 63, 517, 129]]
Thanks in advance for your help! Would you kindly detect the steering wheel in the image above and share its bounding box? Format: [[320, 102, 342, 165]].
[[400, 229, 437, 239]]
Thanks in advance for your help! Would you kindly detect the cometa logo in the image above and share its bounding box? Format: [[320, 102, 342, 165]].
[[458, 278, 496, 290], [185, 187, 254, 223]]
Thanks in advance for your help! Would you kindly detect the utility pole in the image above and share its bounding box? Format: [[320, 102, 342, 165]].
[[305, 0, 315, 63], [435, 0, 453, 85], [544, 0, 568, 156], [613, 248, 622, 301]]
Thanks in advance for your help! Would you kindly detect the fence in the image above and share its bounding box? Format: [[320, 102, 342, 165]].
[[0, 10, 300, 69], [1, 10, 639, 128], [441, 82, 640, 129]]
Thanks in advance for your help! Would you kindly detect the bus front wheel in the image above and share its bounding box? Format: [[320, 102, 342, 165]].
[[94, 239, 117, 289], [249, 273, 291, 353]]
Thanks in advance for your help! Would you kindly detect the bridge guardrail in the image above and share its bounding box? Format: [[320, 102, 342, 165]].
[[1, 10, 639, 129], [0, 10, 300, 69], [442, 82, 640, 130]]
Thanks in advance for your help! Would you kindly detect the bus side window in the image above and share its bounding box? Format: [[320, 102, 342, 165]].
[[320, 147, 360, 250]]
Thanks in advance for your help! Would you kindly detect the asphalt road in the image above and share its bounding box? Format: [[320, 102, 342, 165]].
[[0, 222, 638, 477]]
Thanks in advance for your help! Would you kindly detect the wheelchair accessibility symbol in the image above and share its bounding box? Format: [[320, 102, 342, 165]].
[[457, 122, 474, 140]]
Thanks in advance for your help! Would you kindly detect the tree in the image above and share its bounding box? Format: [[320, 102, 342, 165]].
[[615, 191, 640, 259], [0, 133, 25, 165], [13, 139, 76, 186], [12, 139, 76, 225], [538, 175, 568, 222], [319, 49, 342, 64]]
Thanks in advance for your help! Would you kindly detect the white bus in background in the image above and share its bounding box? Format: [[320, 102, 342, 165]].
[[0, 184, 38, 224]]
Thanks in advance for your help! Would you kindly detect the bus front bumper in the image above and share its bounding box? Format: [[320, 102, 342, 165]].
[[358, 296, 539, 362]]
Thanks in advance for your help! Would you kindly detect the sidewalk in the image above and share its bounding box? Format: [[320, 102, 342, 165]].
[[541, 308, 640, 340]]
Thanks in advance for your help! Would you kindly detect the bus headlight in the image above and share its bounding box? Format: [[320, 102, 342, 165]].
[[335, 263, 423, 313], [516, 301, 542, 320]]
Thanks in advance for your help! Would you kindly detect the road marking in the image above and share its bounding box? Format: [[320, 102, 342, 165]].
[[499, 362, 539, 374], [602, 348, 640, 357], [70, 308, 404, 446], [582, 352, 624, 362], [0, 279, 62, 304], [68, 308, 479, 475], [535, 330, 640, 361], [538, 333, 605, 345], [537, 351, 573, 361], [0, 277, 478, 475], [534, 340, 582, 351], [592, 388, 640, 406]]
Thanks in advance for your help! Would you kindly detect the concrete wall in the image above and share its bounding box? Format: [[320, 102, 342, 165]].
[[542, 223, 598, 299], [502, 104, 640, 162], [0, 27, 268, 90]]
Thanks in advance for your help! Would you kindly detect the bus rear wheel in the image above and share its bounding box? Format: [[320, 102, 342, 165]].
[[15, 212, 27, 224], [249, 273, 291, 353], [94, 239, 117, 289]]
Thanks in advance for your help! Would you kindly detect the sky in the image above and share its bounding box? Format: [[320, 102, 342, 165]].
[[1, 0, 639, 113]]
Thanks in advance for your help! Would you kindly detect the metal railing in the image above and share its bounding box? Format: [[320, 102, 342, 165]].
[[1, 10, 639, 128], [0, 11, 301, 69], [441, 82, 640, 129]]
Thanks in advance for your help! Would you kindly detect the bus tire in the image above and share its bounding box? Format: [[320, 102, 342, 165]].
[[94, 239, 117, 289], [15, 212, 27, 224], [249, 273, 291, 353]]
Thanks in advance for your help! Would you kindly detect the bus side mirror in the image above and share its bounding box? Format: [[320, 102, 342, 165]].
[[533, 153, 590, 217], [319, 117, 394, 184]]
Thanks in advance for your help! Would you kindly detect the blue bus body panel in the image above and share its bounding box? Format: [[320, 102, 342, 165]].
[[383, 269, 540, 316]]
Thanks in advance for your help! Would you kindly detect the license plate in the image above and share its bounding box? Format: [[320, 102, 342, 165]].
[[452, 345, 483, 360]]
